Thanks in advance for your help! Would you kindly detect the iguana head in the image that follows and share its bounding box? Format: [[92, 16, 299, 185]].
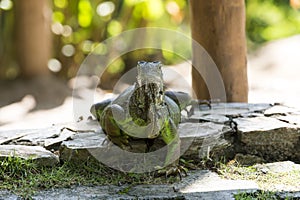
[[136, 61, 164, 105], [137, 61, 163, 86], [133, 61, 166, 138]]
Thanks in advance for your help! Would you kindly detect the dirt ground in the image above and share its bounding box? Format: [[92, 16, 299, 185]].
[[1, 35, 300, 130]]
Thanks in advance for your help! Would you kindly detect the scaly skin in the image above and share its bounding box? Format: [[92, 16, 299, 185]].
[[90, 61, 192, 172]]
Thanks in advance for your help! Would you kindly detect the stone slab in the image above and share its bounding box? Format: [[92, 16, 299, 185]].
[[0, 145, 59, 167], [234, 117, 300, 162], [0, 129, 35, 144], [0, 120, 102, 153], [178, 122, 232, 159], [264, 105, 299, 116], [2, 184, 300, 200], [0, 190, 18, 200], [14, 126, 67, 147], [174, 170, 258, 193], [43, 130, 75, 150], [254, 161, 300, 174], [178, 122, 231, 138], [59, 131, 105, 162], [276, 114, 300, 126], [278, 192, 300, 199], [59, 122, 232, 165], [234, 116, 297, 132], [193, 103, 272, 117], [18, 185, 240, 200], [187, 114, 230, 124]]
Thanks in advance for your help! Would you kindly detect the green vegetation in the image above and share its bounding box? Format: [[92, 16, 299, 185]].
[[50, 0, 190, 80], [246, 0, 300, 46], [234, 191, 286, 200], [1, 0, 300, 81], [0, 156, 178, 198]]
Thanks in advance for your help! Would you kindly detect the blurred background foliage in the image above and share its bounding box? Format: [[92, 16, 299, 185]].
[[246, 0, 300, 47], [0, 0, 299, 83]]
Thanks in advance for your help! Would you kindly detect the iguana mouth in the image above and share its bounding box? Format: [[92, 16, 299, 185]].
[[136, 82, 163, 105]]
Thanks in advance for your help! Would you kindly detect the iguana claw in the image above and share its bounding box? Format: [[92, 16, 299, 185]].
[[156, 163, 188, 180]]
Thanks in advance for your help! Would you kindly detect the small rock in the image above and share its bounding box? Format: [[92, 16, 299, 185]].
[[0, 190, 18, 200], [0, 145, 59, 167], [254, 161, 300, 174], [278, 191, 300, 199], [234, 153, 265, 166]]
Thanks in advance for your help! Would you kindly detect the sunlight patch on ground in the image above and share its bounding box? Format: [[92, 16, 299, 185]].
[[0, 97, 73, 130], [0, 95, 36, 125]]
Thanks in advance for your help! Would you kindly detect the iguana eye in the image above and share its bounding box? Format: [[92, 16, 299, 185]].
[[138, 61, 146, 65]]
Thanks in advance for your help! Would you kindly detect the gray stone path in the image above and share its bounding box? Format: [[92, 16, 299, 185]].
[[0, 186, 239, 200]]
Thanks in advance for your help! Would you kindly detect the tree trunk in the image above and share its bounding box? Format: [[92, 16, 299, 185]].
[[14, 0, 52, 78], [190, 0, 248, 102]]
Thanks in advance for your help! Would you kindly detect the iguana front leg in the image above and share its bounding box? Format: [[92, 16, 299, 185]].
[[158, 118, 182, 176], [90, 98, 113, 118], [99, 104, 130, 148]]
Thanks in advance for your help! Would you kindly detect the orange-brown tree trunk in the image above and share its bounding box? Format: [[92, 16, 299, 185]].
[[14, 0, 52, 78], [190, 0, 248, 102]]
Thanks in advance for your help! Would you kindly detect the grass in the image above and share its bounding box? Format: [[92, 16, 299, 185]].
[[2, 155, 300, 199], [0, 156, 179, 199], [188, 157, 299, 199], [234, 191, 282, 200], [217, 159, 300, 192]]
